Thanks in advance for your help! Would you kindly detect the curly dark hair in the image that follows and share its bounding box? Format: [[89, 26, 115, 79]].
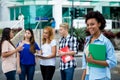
[[85, 11, 106, 30]]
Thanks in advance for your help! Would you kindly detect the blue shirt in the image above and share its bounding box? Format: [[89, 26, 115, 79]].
[[82, 34, 117, 79], [18, 42, 40, 65]]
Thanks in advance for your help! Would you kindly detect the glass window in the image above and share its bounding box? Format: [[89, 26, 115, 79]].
[[36, 5, 52, 29], [10, 5, 52, 29], [62, 7, 93, 26]]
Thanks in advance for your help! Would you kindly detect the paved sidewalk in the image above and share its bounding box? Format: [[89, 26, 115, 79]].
[[0, 51, 120, 80], [115, 51, 120, 62]]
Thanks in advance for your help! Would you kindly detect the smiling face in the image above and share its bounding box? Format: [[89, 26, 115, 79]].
[[43, 29, 49, 39], [42, 26, 54, 44], [86, 18, 101, 36]]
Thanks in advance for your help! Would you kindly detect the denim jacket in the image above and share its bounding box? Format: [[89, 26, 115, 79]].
[[82, 34, 117, 80]]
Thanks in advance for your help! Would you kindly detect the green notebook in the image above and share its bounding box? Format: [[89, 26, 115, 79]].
[[88, 44, 106, 68]]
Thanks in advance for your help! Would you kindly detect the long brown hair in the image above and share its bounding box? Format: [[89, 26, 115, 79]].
[[42, 26, 54, 44], [24, 29, 36, 54], [0, 28, 15, 56]]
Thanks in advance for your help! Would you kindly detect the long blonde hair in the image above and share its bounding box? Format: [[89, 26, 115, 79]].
[[42, 26, 54, 44]]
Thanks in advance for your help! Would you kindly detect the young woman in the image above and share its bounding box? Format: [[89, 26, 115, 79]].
[[17, 29, 40, 80], [58, 23, 78, 80], [37, 26, 57, 80], [0, 28, 22, 80], [81, 11, 117, 80]]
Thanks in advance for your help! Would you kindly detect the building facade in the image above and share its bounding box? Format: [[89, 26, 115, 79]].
[[0, 0, 120, 29]]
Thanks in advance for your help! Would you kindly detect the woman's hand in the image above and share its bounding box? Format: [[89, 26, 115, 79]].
[[58, 50, 66, 56], [16, 45, 23, 52], [35, 54, 48, 59], [86, 54, 109, 67], [16, 41, 24, 51], [86, 54, 94, 63], [17, 67, 21, 74]]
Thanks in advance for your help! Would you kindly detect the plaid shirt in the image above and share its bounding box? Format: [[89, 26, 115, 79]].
[[59, 34, 78, 70]]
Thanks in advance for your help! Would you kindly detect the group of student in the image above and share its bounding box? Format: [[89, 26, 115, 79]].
[[0, 11, 117, 80]]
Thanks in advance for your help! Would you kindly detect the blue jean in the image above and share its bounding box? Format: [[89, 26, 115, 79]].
[[19, 64, 35, 80], [60, 67, 75, 80], [5, 70, 16, 80], [85, 74, 89, 80]]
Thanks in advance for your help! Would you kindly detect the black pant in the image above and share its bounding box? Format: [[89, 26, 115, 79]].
[[40, 65, 55, 80]]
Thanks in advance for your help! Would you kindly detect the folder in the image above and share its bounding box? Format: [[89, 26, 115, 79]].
[[60, 46, 74, 63], [88, 44, 106, 68]]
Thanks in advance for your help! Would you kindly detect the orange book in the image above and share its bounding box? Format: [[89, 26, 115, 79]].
[[60, 46, 74, 63]]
